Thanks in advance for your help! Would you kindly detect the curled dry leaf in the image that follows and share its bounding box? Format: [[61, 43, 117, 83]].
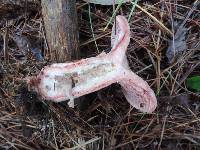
[[12, 33, 43, 61], [166, 0, 200, 63], [166, 23, 188, 64], [27, 16, 157, 113]]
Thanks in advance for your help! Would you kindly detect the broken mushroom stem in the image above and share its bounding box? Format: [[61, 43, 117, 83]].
[[27, 15, 157, 113]]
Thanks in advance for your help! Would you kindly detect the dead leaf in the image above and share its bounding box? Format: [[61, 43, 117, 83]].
[[83, 0, 130, 5]]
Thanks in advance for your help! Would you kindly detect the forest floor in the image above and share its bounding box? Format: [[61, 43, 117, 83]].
[[0, 0, 200, 149]]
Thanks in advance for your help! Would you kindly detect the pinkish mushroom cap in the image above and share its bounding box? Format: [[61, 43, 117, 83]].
[[27, 15, 157, 113]]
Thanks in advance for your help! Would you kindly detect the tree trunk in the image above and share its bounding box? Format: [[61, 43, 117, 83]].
[[41, 0, 79, 62]]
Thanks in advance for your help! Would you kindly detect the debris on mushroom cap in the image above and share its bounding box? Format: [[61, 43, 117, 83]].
[[27, 15, 157, 113]]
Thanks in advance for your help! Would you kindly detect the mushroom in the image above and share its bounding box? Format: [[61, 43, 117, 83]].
[[27, 15, 157, 113]]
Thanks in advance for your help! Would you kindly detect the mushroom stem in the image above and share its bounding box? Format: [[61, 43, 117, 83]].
[[27, 15, 157, 113]]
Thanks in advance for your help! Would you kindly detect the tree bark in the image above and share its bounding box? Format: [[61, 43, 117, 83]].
[[41, 0, 79, 62], [0, 0, 79, 62]]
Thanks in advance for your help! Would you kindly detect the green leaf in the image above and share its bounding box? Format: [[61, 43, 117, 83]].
[[186, 76, 200, 91]]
